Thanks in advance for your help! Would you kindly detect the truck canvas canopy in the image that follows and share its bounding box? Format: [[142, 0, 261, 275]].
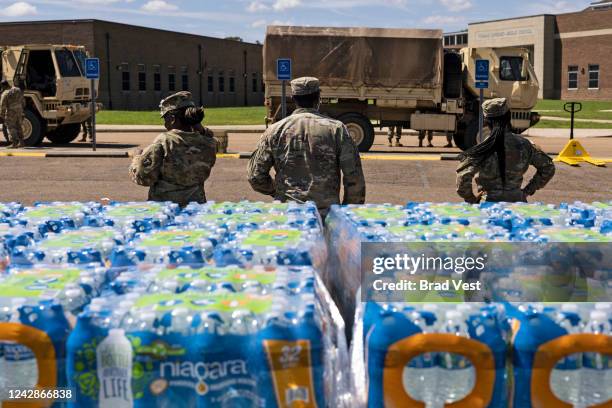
[[264, 26, 443, 91]]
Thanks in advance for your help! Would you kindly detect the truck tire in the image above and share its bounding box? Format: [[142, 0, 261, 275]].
[[46, 124, 82, 144], [453, 117, 479, 151], [338, 113, 375, 152], [22, 109, 45, 146]]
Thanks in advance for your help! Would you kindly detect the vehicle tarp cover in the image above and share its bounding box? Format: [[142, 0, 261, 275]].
[[264, 26, 443, 90]]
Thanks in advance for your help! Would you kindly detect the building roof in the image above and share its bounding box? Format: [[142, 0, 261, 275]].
[[0, 19, 262, 47], [469, 14, 554, 26], [444, 30, 468, 35]]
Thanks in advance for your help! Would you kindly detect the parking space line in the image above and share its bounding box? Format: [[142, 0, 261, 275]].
[[0, 152, 46, 157]]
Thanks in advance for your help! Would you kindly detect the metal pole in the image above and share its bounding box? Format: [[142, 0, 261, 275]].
[[281, 80, 287, 119], [570, 103, 575, 140], [478, 88, 484, 143], [91, 79, 96, 151]]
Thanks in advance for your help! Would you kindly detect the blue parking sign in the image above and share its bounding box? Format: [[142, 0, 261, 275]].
[[475, 59, 489, 82], [85, 58, 100, 79], [277, 58, 291, 81], [475, 81, 489, 89]]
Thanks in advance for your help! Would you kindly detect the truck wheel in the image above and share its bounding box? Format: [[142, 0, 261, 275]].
[[453, 117, 478, 151], [21, 109, 45, 146], [338, 113, 375, 152], [46, 124, 82, 144]]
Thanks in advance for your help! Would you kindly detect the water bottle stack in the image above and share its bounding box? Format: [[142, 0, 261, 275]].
[[0, 200, 610, 408]]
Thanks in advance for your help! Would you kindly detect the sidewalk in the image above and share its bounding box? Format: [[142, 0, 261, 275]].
[[541, 116, 612, 124]]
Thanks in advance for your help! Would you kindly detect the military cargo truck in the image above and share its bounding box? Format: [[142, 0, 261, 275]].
[[263, 26, 540, 151], [1, 44, 101, 146]]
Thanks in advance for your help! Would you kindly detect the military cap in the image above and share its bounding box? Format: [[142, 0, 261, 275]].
[[482, 98, 510, 118], [159, 91, 196, 117], [290, 77, 320, 96]]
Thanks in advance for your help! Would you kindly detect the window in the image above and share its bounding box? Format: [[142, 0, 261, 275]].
[[25, 50, 56, 97], [568, 65, 578, 90], [229, 76, 235, 93], [208, 74, 214, 92], [55, 49, 81, 77], [168, 65, 176, 92], [444, 36, 450, 46], [252, 73, 258, 92], [499, 56, 528, 81], [219, 71, 225, 92], [181, 66, 188, 91], [137, 64, 146, 91], [73, 50, 87, 74], [120, 63, 130, 91], [588, 64, 599, 89], [153, 65, 161, 91]]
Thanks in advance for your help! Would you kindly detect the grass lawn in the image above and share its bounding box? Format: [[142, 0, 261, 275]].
[[97, 102, 611, 129], [97, 106, 267, 126], [535, 99, 612, 121]]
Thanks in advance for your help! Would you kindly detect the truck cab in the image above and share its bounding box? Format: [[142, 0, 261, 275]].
[[1, 44, 100, 146], [459, 47, 540, 144]]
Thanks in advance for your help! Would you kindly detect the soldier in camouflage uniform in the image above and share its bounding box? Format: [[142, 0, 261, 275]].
[[79, 117, 93, 142], [418, 130, 434, 148], [456, 98, 555, 203], [0, 80, 26, 149], [387, 125, 403, 147], [129, 91, 217, 207], [248, 77, 366, 217]]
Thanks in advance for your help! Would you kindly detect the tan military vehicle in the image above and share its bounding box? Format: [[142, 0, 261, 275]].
[[1, 44, 100, 146], [263, 26, 540, 151]]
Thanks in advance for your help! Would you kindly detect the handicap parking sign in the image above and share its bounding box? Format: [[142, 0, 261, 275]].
[[85, 58, 100, 79], [475, 59, 489, 82], [277, 58, 292, 81]]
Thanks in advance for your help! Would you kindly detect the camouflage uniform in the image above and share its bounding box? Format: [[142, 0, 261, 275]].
[[129, 92, 217, 207], [248, 77, 366, 216], [418, 130, 434, 147], [387, 125, 403, 147], [80, 117, 93, 142], [456, 98, 555, 203], [0, 85, 25, 147]]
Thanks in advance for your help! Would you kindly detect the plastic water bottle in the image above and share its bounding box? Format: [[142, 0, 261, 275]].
[[97, 328, 133, 408], [402, 310, 441, 408], [438, 310, 475, 404], [3, 298, 38, 392], [581, 310, 611, 406], [550, 304, 583, 405]]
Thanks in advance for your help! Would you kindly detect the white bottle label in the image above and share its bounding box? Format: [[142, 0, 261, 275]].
[[97, 330, 133, 407]]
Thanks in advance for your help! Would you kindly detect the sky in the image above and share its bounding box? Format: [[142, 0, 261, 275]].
[[0, 0, 596, 43]]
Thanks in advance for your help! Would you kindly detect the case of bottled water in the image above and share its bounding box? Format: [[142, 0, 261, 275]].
[[110, 227, 223, 268], [110, 264, 316, 297], [10, 227, 124, 267], [14, 201, 101, 238], [508, 302, 611, 408], [0, 264, 108, 401], [67, 267, 350, 407], [350, 301, 510, 408], [86, 201, 180, 236], [213, 227, 328, 274]]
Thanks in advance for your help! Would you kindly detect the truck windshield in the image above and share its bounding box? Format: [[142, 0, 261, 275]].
[[54, 49, 82, 77], [73, 50, 87, 74], [500, 56, 528, 81]]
